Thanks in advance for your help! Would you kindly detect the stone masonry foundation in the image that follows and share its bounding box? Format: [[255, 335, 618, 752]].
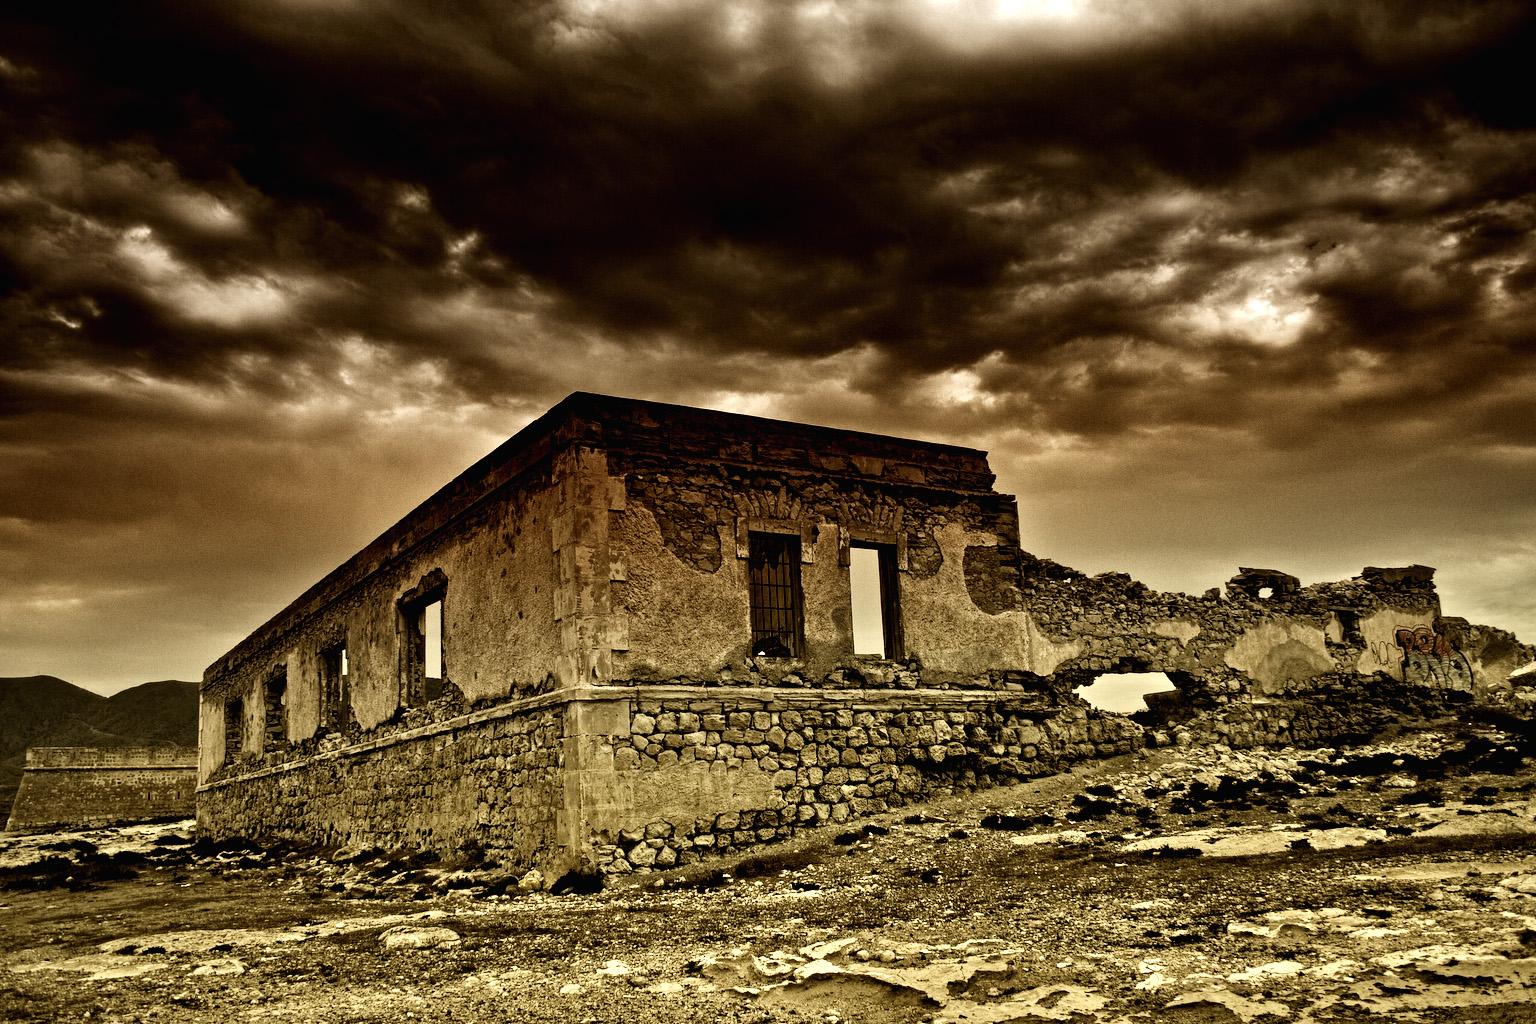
[[197, 678, 1453, 876]]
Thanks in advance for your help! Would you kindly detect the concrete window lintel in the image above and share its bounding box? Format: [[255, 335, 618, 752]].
[[836, 511, 908, 571], [735, 516, 816, 564]]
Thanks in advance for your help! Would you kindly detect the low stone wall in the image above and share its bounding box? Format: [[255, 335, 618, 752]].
[[585, 676, 1471, 875], [5, 746, 198, 833], [197, 700, 566, 867], [1140, 674, 1465, 751], [587, 686, 1145, 875]]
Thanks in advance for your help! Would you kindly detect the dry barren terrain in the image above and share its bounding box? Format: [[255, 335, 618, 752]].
[[4, 716, 1535, 1023]]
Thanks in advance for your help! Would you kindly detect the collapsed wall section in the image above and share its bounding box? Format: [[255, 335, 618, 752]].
[[1016, 557, 1534, 718], [5, 746, 197, 833]]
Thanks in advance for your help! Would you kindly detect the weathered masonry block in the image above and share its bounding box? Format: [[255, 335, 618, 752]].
[[198, 393, 1534, 877], [6, 746, 198, 834]]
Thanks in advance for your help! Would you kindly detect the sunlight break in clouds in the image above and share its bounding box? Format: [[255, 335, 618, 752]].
[[115, 226, 310, 329]]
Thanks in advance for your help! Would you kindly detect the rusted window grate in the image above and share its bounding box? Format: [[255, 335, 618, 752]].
[[749, 531, 804, 657]]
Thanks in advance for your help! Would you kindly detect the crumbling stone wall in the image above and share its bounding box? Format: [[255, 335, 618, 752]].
[[6, 747, 197, 833], [1015, 556, 1530, 708]]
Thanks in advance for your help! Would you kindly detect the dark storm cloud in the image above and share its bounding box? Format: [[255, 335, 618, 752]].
[[3, 0, 1532, 375], [2, 0, 1535, 686]]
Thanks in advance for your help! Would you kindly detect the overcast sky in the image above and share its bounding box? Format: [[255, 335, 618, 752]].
[[2, 0, 1533, 694]]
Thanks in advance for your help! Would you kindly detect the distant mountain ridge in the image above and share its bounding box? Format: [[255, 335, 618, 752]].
[[0, 676, 198, 818]]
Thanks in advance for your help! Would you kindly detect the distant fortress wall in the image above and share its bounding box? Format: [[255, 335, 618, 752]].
[[5, 746, 198, 833]]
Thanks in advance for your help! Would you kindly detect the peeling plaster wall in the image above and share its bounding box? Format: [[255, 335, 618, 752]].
[[1223, 620, 1335, 695], [201, 456, 566, 782], [197, 696, 223, 780], [612, 505, 751, 678], [1153, 619, 1202, 644], [905, 524, 1033, 675], [1355, 608, 1427, 680], [606, 434, 1025, 680], [1462, 624, 1535, 697]]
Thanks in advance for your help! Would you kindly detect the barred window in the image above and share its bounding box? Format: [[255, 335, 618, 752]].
[[749, 531, 804, 658]]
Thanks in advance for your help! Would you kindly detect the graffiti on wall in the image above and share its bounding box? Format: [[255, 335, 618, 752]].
[[1395, 620, 1474, 691]]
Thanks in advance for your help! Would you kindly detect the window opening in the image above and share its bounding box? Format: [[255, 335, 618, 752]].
[[423, 599, 444, 701], [223, 698, 244, 760], [850, 542, 903, 658], [1074, 672, 1175, 714], [263, 670, 287, 752], [1333, 609, 1362, 644], [749, 531, 804, 658], [401, 581, 447, 707], [321, 642, 349, 731]]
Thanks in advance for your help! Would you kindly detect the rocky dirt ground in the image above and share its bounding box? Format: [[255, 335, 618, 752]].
[[3, 714, 1536, 1023]]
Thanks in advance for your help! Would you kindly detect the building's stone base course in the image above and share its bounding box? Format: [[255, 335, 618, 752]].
[[195, 660, 1488, 881], [595, 692, 1140, 874], [198, 706, 565, 866], [195, 676, 1472, 877]]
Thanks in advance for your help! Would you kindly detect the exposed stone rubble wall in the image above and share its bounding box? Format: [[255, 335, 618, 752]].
[[577, 673, 1472, 876], [6, 746, 197, 833], [198, 702, 565, 867], [1016, 557, 1533, 708], [583, 686, 1140, 874]]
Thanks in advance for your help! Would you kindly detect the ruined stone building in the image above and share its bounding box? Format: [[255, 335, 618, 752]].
[[198, 393, 1533, 876]]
